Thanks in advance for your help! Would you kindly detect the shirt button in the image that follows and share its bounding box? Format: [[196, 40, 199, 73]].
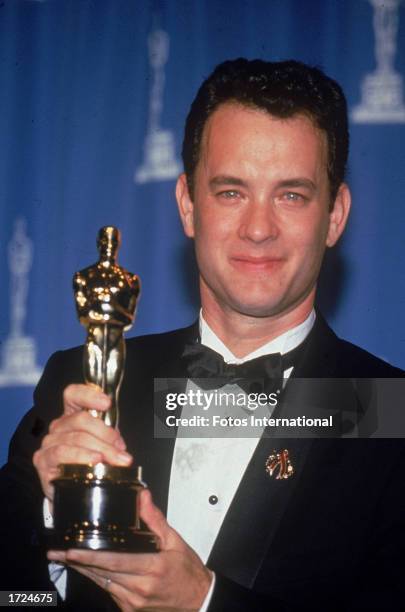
[[208, 495, 218, 505]]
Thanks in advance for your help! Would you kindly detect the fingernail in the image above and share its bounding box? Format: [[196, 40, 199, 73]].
[[47, 551, 64, 561], [98, 396, 110, 408], [118, 452, 132, 464]]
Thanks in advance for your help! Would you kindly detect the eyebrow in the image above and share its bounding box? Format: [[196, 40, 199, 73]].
[[209, 175, 248, 189], [209, 175, 317, 191], [276, 178, 316, 191]]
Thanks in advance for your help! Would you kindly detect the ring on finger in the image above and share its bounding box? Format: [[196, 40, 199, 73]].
[[104, 577, 112, 590]]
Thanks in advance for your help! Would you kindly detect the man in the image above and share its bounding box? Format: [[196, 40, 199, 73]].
[[1, 59, 404, 611]]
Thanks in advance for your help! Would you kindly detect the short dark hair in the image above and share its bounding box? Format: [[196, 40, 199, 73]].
[[182, 58, 349, 203]]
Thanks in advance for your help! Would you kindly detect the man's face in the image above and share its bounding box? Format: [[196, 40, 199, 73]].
[[177, 103, 350, 320]]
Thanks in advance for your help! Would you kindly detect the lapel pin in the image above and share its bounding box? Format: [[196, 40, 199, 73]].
[[265, 449, 294, 479]]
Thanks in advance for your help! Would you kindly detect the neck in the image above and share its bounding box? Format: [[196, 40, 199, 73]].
[[201, 292, 315, 358]]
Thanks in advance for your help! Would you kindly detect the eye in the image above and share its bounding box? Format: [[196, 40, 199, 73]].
[[277, 192, 307, 207], [217, 190, 241, 200], [284, 192, 303, 201]]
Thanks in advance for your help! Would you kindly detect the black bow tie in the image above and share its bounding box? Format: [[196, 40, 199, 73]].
[[181, 342, 299, 393]]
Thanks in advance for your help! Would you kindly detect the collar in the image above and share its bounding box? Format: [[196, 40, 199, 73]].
[[199, 309, 316, 364]]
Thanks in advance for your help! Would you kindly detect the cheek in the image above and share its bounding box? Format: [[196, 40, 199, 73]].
[[194, 207, 235, 246], [286, 219, 328, 269], [193, 219, 232, 283], [285, 210, 328, 253]]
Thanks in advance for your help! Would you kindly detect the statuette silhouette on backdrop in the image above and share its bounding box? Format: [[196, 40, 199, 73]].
[[352, 0, 405, 123], [0, 217, 42, 387], [134, 29, 182, 183]]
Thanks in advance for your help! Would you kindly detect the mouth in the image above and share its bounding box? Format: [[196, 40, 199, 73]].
[[229, 255, 285, 272]]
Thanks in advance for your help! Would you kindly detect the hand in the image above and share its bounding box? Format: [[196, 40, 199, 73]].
[[47, 489, 213, 611], [33, 384, 133, 504]]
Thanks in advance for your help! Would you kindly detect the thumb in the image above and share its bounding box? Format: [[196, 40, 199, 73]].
[[139, 488, 174, 550]]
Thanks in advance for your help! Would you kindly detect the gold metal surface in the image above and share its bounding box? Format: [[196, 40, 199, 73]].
[[265, 449, 294, 479], [58, 463, 140, 483], [73, 226, 140, 428], [50, 227, 157, 552]]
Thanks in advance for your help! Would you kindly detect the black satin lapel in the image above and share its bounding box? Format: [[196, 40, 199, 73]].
[[292, 312, 340, 378], [207, 437, 314, 588], [281, 313, 370, 437]]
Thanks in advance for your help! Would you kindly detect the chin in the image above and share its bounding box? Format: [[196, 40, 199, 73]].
[[225, 296, 285, 319]]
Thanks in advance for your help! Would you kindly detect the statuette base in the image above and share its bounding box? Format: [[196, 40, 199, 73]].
[[49, 463, 158, 552]]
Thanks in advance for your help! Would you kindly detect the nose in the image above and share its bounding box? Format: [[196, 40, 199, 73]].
[[238, 200, 279, 243]]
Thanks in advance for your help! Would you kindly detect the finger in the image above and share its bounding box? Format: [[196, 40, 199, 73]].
[[61, 563, 113, 593], [47, 550, 152, 582], [102, 576, 154, 611], [64, 562, 149, 611], [139, 489, 175, 549], [34, 444, 104, 500], [49, 411, 127, 451], [41, 431, 132, 467], [32, 456, 61, 501], [47, 550, 67, 563], [35, 444, 104, 473], [63, 384, 111, 415], [62, 548, 157, 576]]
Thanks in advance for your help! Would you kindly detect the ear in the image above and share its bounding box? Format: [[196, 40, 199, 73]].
[[176, 173, 195, 238], [326, 183, 351, 247]]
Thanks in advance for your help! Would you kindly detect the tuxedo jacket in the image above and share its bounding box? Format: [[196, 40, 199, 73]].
[[1, 313, 405, 611]]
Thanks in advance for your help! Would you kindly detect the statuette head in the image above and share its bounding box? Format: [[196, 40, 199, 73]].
[[97, 226, 121, 264]]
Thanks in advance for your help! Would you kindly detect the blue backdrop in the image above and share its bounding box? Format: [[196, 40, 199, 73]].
[[1, 0, 405, 466]]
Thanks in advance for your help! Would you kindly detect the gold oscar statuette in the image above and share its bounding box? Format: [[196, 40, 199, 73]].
[[49, 226, 158, 552]]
